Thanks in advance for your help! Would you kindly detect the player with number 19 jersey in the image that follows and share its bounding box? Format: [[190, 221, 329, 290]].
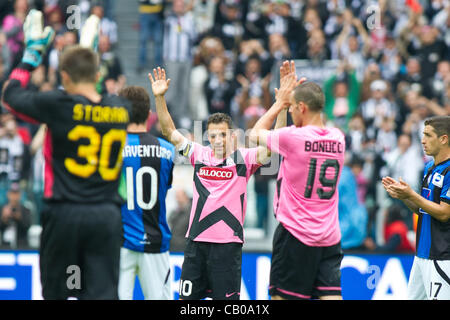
[[267, 124, 346, 247], [120, 133, 175, 253]]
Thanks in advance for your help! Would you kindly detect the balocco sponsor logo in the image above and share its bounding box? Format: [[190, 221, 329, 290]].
[[198, 167, 233, 180]]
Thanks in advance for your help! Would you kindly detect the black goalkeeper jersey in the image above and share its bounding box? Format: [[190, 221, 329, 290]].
[[2, 65, 131, 204]]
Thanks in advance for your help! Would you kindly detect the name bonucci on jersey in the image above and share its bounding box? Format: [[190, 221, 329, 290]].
[[122, 144, 173, 160]]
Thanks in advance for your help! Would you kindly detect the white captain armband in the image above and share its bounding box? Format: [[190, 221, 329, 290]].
[[178, 139, 194, 158]]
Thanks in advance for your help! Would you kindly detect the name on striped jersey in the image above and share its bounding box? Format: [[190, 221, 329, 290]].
[[122, 145, 173, 160]]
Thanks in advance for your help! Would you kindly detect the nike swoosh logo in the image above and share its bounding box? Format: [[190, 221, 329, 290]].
[[225, 292, 238, 298]]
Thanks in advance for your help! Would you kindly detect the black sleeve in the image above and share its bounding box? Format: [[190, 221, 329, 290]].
[[2, 64, 56, 124]]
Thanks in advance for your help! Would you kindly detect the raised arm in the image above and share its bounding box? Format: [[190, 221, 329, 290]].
[[148, 67, 187, 149], [2, 9, 55, 123], [250, 60, 305, 147]]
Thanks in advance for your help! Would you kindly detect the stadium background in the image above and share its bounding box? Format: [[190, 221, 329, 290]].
[[0, 0, 449, 299]]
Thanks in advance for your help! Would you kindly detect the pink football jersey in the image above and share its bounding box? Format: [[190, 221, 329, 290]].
[[181, 141, 261, 243], [267, 125, 346, 247]]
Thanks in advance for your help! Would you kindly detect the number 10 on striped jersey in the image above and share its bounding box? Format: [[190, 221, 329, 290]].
[[125, 166, 158, 210]]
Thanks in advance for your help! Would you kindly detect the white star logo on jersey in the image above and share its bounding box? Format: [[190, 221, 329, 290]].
[[226, 157, 235, 167]]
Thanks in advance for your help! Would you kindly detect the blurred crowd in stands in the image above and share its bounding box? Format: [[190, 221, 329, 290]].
[[0, 0, 448, 253]]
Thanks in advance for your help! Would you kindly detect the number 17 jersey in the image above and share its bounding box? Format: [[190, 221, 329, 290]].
[[267, 125, 346, 247]]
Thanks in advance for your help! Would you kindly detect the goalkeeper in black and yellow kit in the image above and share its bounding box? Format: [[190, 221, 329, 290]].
[[2, 10, 131, 299]]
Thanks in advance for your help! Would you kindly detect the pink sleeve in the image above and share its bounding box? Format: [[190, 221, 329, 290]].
[[241, 148, 262, 178], [189, 142, 207, 166], [266, 126, 294, 157]]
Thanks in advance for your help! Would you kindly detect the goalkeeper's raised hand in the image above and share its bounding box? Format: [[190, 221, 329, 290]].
[[80, 14, 101, 51], [22, 9, 55, 68]]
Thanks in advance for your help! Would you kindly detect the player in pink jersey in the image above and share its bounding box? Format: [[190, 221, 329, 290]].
[[148, 67, 273, 300], [250, 61, 346, 300]]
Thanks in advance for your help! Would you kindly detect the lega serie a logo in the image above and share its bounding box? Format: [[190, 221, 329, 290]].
[[198, 167, 233, 180]]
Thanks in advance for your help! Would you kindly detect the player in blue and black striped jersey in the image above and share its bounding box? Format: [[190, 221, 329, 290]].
[[383, 115, 450, 300], [117, 86, 175, 300]]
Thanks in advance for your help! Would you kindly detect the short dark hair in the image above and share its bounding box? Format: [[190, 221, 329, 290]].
[[59, 45, 99, 83], [293, 82, 325, 112], [118, 86, 150, 124], [207, 112, 233, 130], [424, 116, 450, 145]]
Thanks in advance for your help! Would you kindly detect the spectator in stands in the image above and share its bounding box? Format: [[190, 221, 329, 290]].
[[244, 1, 305, 56], [252, 163, 272, 234], [379, 34, 402, 82], [204, 55, 236, 117], [163, 0, 197, 129], [190, 0, 217, 38], [45, 4, 66, 36], [346, 113, 367, 154], [30, 124, 46, 224], [383, 133, 424, 193], [363, 204, 415, 253], [349, 155, 369, 205], [425, 60, 450, 104], [323, 61, 360, 131], [267, 32, 291, 63], [168, 188, 191, 253], [406, 25, 446, 83], [2, 0, 27, 69], [212, 0, 245, 52], [97, 34, 125, 95], [47, 30, 78, 87], [235, 56, 271, 127], [393, 57, 427, 97], [375, 116, 397, 154], [360, 62, 382, 102], [366, 0, 396, 60], [189, 36, 226, 122], [302, 0, 328, 29], [266, 33, 291, 92], [91, 3, 118, 46], [137, 0, 165, 73], [338, 164, 368, 251], [0, 182, 31, 248], [0, 30, 11, 75], [0, 115, 26, 188], [302, 7, 324, 37], [297, 28, 330, 62], [359, 79, 397, 137], [235, 39, 271, 78], [102, 0, 117, 21], [332, 8, 370, 64]]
